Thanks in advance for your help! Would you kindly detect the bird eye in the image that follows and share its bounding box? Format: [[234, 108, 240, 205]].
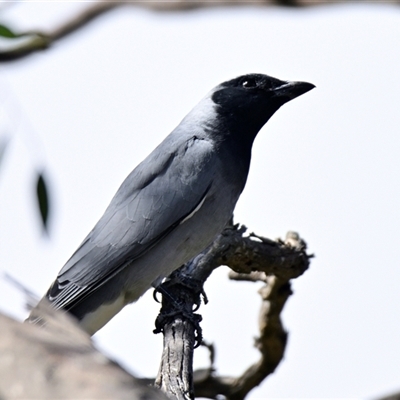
[[242, 78, 258, 89]]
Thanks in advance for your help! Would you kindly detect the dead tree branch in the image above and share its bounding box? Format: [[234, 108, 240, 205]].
[[154, 224, 311, 399]]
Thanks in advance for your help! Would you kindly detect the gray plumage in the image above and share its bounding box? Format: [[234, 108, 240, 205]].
[[28, 73, 314, 335]]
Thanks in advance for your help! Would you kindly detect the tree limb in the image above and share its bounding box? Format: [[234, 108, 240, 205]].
[[1, 0, 397, 62], [154, 224, 311, 399], [0, 301, 168, 399]]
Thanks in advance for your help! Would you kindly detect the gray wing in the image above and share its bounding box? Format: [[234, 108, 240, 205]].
[[47, 135, 216, 310]]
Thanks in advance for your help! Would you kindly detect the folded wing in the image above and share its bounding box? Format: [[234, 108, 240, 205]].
[[47, 135, 216, 310]]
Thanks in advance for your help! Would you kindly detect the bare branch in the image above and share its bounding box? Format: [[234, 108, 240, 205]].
[[51, 2, 120, 41], [154, 283, 199, 399], [222, 275, 292, 400], [0, 2, 120, 61], [154, 224, 311, 399], [1, 0, 397, 62]]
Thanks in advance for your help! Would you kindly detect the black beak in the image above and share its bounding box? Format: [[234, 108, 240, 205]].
[[272, 81, 315, 100]]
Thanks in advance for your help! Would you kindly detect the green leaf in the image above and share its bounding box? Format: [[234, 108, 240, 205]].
[[36, 173, 50, 233], [0, 24, 19, 39]]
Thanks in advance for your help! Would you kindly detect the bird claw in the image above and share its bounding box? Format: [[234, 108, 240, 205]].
[[153, 310, 203, 348], [153, 277, 205, 347], [153, 287, 162, 303]]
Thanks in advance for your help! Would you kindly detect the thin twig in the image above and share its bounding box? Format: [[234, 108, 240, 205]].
[[1, 0, 395, 62]]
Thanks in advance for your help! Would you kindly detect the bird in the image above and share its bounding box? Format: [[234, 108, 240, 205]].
[[27, 73, 314, 335]]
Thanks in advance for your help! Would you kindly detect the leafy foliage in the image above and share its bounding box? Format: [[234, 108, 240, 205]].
[[0, 24, 20, 39]]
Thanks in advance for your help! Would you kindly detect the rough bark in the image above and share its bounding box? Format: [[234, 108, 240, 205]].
[[154, 282, 200, 399], [154, 225, 311, 399], [0, 302, 167, 400]]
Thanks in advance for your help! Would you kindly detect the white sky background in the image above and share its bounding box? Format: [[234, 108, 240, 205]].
[[0, 2, 399, 399]]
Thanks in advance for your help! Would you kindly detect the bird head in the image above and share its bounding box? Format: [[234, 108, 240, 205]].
[[211, 73, 315, 135]]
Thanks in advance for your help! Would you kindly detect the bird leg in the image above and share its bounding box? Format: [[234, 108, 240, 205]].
[[153, 276, 204, 348]]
